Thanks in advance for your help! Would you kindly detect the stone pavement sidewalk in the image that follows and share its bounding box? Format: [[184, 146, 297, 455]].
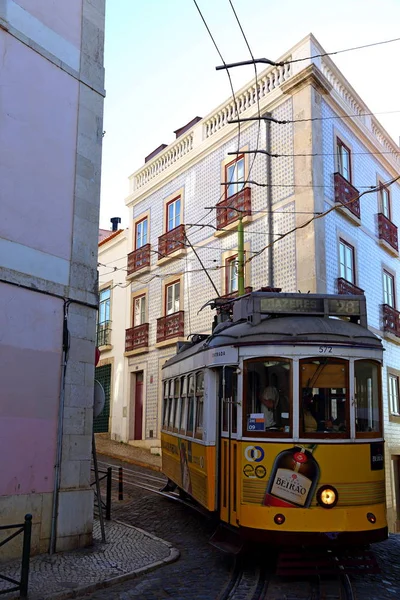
[[94, 435, 162, 471], [0, 519, 179, 600]]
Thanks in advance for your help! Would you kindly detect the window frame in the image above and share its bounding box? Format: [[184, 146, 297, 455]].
[[389, 373, 400, 416], [224, 154, 245, 200], [299, 357, 350, 440], [225, 254, 239, 294], [339, 238, 356, 284], [194, 371, 204, 439], [336, 137, 352, 183], [242, 357, 293, 439], [98, 287, 111, 325], [166, 196, 181, 232], [133, 293, 146, 327], [354, 359, 383, 439], [379, 183, 391, 220], [383, 269, 396, 308], [135, 216, 148, 250], [165, 279, 181, 316]]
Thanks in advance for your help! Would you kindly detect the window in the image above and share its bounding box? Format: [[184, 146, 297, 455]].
[[99, 288, 111, 324], [383, 270, 395, 308], [226, 256, 238, 294], [339, 239, 355, 283], [337, 138, 352, 182], [195, 372, 204, 438], [244, 359, 291, 436], [166, 281, 180, 315], [135, 217, 148, 249], [354, 360, 381, 435], [226, 156, 245, 199], [300, 358, 348, 437], [133, 295, 146, 326], [166, 197, 181, 232], [380, 185, 391, 220], [389, 374, 400, 415], [186, 374, 195, 436], [179, 376, 188, 432], [162, 381, 169, 427]]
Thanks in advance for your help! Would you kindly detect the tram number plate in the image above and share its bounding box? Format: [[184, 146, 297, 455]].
[[318, 346, 332, 353]]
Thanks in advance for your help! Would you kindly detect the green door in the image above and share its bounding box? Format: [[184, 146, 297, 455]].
[[93, 364, 111, 433]]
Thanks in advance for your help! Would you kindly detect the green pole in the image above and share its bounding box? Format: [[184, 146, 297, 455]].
[[237, 217, 245, 296]]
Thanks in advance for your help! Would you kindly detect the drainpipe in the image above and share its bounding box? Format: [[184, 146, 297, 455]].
[[237, 217, 245, 296], [49, 301, 70, 554], [264, 113, 274, 287]]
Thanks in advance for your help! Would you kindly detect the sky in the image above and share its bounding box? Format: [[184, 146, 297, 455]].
[[99, 0, 400, 229]]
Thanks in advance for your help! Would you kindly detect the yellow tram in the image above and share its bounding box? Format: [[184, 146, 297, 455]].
[[161, 292, 387, 546]]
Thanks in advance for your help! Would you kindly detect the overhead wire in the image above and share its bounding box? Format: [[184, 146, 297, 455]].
[[216, 35, 400, 70], [246, 175, 400, 264], [227, 108, 400, 126]]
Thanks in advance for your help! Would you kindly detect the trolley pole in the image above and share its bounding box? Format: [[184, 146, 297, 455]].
[[237, 216, 245, 296]]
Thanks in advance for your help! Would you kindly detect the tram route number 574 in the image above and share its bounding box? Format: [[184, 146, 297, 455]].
[[318, 346, 332, 353]]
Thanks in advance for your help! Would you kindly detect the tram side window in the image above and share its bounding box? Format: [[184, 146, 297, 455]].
[[195, 371, 204, 438], [174, 378, 182, 431], [162, 381, 169, 429], [245, 360, 291, 434], [179, 376, 188, 433], [186, 374, 195, 436], [220, 367, 238, 434], [168, 379, 179, 429], [300, 359, 348, 436], [355, 361, 381, 434]]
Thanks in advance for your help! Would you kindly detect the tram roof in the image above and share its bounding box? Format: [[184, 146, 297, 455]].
[[163, 314, 382, 369]]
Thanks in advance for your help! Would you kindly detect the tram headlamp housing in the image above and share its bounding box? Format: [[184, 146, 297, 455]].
[[274, 514, 285, 525], [367, 512, 376, 524], [317, 485, 338, 509]]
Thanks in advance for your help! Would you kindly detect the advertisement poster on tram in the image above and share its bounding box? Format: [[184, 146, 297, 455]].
[[179, 439, 193, 494]]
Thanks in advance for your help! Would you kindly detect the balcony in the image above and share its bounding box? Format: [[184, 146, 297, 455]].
[[97, 322, 111, 347], [383, 304, 400, 338], [378, 213, 398, 253], [337, 278, 364, 296], [127, 244, 151, 275], [125, 323, 149, 353], [156, 311, 184, 343], [216, 188, 252, 229], [334, 172, 360, 220], [158, 224, 186, 258]]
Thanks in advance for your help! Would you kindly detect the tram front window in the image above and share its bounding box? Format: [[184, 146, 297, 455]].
[[300, 358, 348, 436], [245, 359, 291, 435]]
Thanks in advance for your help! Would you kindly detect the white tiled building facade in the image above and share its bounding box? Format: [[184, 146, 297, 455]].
[[99, 34, 400, 531]]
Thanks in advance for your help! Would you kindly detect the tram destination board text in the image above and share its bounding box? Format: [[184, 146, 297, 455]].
[[259, 296, 361, 316]]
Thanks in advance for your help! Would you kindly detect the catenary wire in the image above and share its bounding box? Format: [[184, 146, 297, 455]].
[[227, 148, 400, 158], [227, 108, 400, 126], [247, 174, 400, 264], [216, 35, 400, 70], [191, 0, 242, 227]]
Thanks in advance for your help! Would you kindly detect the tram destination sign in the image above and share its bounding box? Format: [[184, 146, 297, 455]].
[[259, 296, 361, 316]]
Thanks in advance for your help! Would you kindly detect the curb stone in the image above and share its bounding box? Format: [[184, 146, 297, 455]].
[[98, 451, 162, 472]]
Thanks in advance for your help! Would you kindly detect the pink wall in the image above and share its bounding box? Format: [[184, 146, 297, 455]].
[[0, 31, 78, 261], [15, 0, 83, 49], [0, 284, 63, 495]]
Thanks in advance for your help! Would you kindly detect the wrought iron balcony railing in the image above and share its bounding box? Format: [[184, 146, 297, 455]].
[[125, 323, 149, 352], [97, 322, 111, 347], [127, 244, 151, 275], [216, 187, 251, 229], [334, 172, 360, 219], [378, 213, 398, 252], [383, 304, 400, 337], [156, 311, 184, 343], [158, 224, 186, 257], [337, 278, 364, 296]]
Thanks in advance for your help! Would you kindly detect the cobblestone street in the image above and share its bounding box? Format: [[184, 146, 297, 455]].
[[82, 455, 400, 600]]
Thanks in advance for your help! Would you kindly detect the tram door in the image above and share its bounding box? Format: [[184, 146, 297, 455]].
[[219, 366, 239, 526]]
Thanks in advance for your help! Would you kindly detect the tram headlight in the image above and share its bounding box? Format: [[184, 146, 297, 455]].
[[367, 512, 376, 524], [317, 485, 338, 509], [274, 514, 285, 525]]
